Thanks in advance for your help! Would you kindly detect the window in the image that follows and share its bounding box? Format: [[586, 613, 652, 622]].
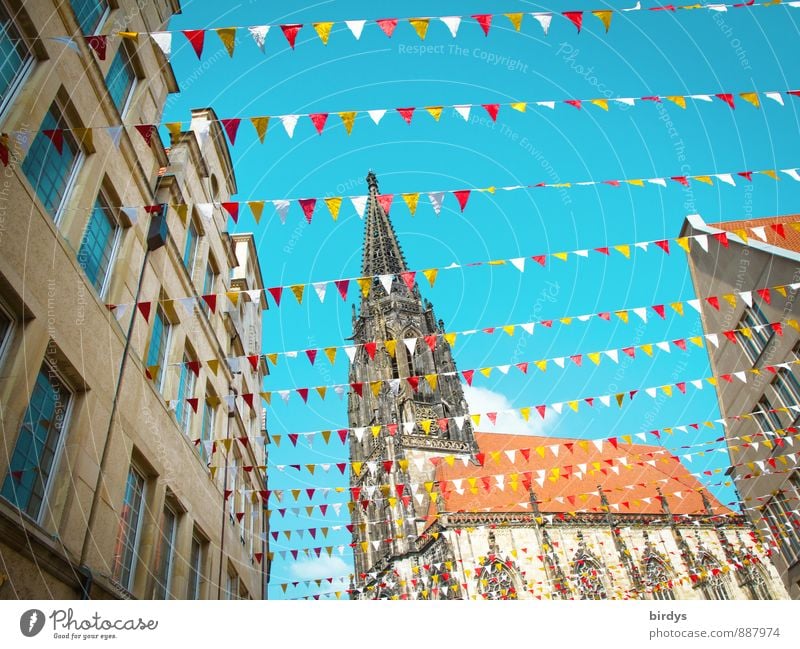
[[772, 369, 800, 412], [225, 570, 239, 600], [477, 560, 519, 600], [146, 307, 170, 391], [0, 362, 72, 521], [69, 0, 108, 35], [736, 305, 771, 363], [183, 222, 199, 278], [0, 5, 34, 118], [752, 395, 782, 437], [175, 352, 196, 434], [763, 487, 800, 567], [111, 466, 145, 591], [22, 104, 82, 219], [201, 262, 217, 317], [0, 302, 13, 365], [228, 454, 238, 521], [645, 558, 675, 600], [573, 556, 608, 600], [699, 554, 731, 600], [200, 398, 215, 464], [151, 504, 177, 599], [187, 534, 204, 599], [105, 45, 136, 115], [77, 195, 120, 295]]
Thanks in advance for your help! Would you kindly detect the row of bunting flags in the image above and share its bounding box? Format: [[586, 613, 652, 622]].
[[5, 91, 799, 158], [105, 220, 799, 319], [69, 2, 800, 61], [135, 279, 799, 379]]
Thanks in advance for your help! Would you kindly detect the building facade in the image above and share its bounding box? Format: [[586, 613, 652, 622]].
[[0, 1, 268, 599], [346, 175, 787, 600], [682, 213, 800, 599]]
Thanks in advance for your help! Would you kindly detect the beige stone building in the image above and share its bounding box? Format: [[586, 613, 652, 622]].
[[0, 0, 269, 599], [682, 213, 800, 599]]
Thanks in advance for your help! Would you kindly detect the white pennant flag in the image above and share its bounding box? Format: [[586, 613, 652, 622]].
[[248, 26, 270, 52], [389, 378, 401, 395], [520, 323, 534, 334], [645, 387, 657, 398], [379, 274, 393, 294], [367, 109, 386, 125], [313, 282, 327, 303], [655, 341, 670, 353], [403, 338, 418, 355], [715, 173, 736, 186], [751, 226, 767, 241], [504, 450, 516, 463], [273, 199, 291, 224], [351, 195, 368, 218], [530, 13, 552, 35], [613, 98, 636, 107], [120, 206, 138, 225], [599, 395, 611, 407], [280, 115, 299, 138], [278, 390, 290, 404], [536, 101, 555, 110], [734, 371, 747, 383], [510, 257, 525, 272], [604, 349, 619, 364], [151, 32, 173, 58], [705, 333, 719, 348], [497, 365, 510, 374], [782, 168, 800, 182], [647, 178, 667, 187], [344, 346, 357, 362], [764, 92, 784, 106], [177, 297, 195, 315], [552, 402, 563, 414], [428, 192, 445, 215], [112, 303, 129, 322], [740, 291, 753, 307], [440, 16, 462, 37], [687, 299, 701, 312], [452, 416, 465, 431], [107, 125, 123, 148], [695, 234, 709, 251], [554, 357, 565, 369], [633, 307, 648, 323], [196, 203, 214, 221], [454, 104, 472, 121], [689, 94, 713, 102], [353, 427, 365, 442], [345, 20, 366, 39], [403, 421, 416, 434]]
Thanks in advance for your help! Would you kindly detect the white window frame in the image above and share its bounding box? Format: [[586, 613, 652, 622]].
[[116, 465, 146, 592], [85, 191, 123, 299], [53, 149, 86, 229], [0, 4, 35, 122]]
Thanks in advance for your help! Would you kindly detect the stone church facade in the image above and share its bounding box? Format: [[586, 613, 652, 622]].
[[346, 173, 787, 600]]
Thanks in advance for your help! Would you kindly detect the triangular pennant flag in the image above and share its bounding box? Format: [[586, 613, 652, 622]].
[[409, 18, 430, 40], [309, 113, 329, 135], [313, 22, 333, 45], [215, 27, 236, 57], [472, 14, 492, 36], [280, 115, 299, 138], [563, 12, 583, 33], [592, 11, 613, 32], [339, 111, 356, 135], [182, 30, 205, 59], [250, 116, 269, 143], [248, 26, 269, 52], [531, 13, 553, 35], [281, 24, 302, 49], [440, 17, 462, 37], [376, 18, 398, 37], [345, 20, 366, 39]]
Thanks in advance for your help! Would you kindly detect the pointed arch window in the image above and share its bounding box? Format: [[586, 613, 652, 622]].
[[573, 555, 608, 600], [699, 553, 731, 600], [477, 559, 520, 600], [644, 557, 675, 600]]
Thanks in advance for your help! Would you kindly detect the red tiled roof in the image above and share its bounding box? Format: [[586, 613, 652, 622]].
[[433, 432, 730, 517], [711, 215, 800, 254]]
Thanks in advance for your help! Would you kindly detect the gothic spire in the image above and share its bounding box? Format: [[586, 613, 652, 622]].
[[361, 171, 409, 278]]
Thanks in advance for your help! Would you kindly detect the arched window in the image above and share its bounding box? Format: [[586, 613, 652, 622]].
[[645, 557, 675, 600], [699, 553, 732, 600], [741, 564, 772, 600], [477, 559, 520, 600], [573, 555, 608, 600]]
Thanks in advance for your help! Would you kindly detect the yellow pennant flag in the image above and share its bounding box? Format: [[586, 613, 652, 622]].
[[640, 344, 653, 357], [568, 401, 579, 412], [313, 22, 334, 45], [118, 31, 139, 40], [510, 102, 527, 112], [324, 347, 337, 364], [206, 359, 220, 375], [444, 332, 457, 347], [739, 92, 760, 108], [371, 424, 382, 436], [409, 18, 430, 39], [420, 419, 432, 434], [352, 462, 362, 476], [626, 179, 644, 187], [775, 285, 788, 298], [505, 13, 523, 30], [694, 175, 713, 185], [226, 291, 240, 307], [479, 367, 492, 378], [588, 352, 601, 365], [73, 127, 94, 150], [402, 193, 420, 215], [165, 121, 182, 141], [666, 96, 687, 109], [722, 294, 736, 308], [370, 382, 382, 397], [384, 340, 397, 357], [674, 237, 690, 253], [689, 336, 704, 347], [426, 374, 438, 391], [502, 325, 515, 336], [615, 310, 629, 323], [590, 99, 609, 111], [247, 201, 265, 224], [560, 317, 572, 326], [425, 106, 443, 121], [215, 27, 237, 57], [552, 252, 569, 262], [536, 446, 546, 458], [670, 302, 684, 316], [614, 244, 631, 258], [445, 455, 455, 467], [591, 10, 612, 33], [339, 111, 356, 135], [290, 284, 305, 304], [324, 197, 342, 221], [173, 203, 188, 226], [733, 228, 748, 243], [306, 464, 316, 475], [423, 268, 439, 287], [761, 169, 779, 180], [316, 386, 327, 400], [356, 277, 371, 297], [250, 116, 269, 143], [471, 414, 481, 427], [662, 385, 673, 397], [519, 407, 530, 421], [398, 459, 409, 471], [534, 360, 547, 372]]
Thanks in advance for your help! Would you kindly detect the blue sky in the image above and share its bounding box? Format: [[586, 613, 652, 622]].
[[161, 1, 800, 599]]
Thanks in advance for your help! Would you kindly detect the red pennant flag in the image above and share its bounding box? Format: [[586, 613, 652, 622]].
[[136, 302, 151, 322], [424, 335, 437, 351], [143, 205, 163, 214], [43, 129, 64, 154], [134, 124, 154, 146], [472, 14, 492, 35], [336, 463, 346, 474], [738, 171, 753, 181], [335, 279, 349, 300], [715, 93, 735, 109], [337, 429, 348, 443], [540, 320, 553, 328], [220, 118, 241, 145], [221, 202, 239, 223], [706, 296, 720, 310], [597, 312, 610, 321], [400, 272, 416, 291], [676, 382, 686, 394], [564, 99, 582, 110], [377, 193, 394, 214], [772, 322, 783, 336], [482, 104, 500, 121], [0, 137, 9, 166], [788, 90, 800, 98], [350, 382, 364, 397], [650, 304, 666, 319], [585, 397, 594, 407], [383, 460, 393, 472], [182, 30, 205, 59], [475, 453, 486, 466], [247, 355, 259, 370], [281, 24, 302, 49], [242, 393, 254, 409], [86, 35, 107, 60], [407, 376, 419, 392], [670, 176, 689, 186], [187, 397, 199, 413], [563, 11, 583, 32], [267, 286, 283, 306], [396, 107, 414, 124], [452, 190, 471, 212], [299, 198, 316, 223], [532, 255, 546, 266], [305, 349, 318, 365], [595, 247, 610, 255], [654, 240, 670, 254], [603, 180, 620, 187], [756, 288, 771, 304], [254, 553, 263, 564], [288, 433, 299, 446], [520, 448, 531, 461], [437, 418, 449, 433], [570, 354, 582, 366], [770, 223, 786, 239], [376, 18, 398, 37], [202, 294, 217, 313], [365, 342, 377, 359], [309, 113, 328, 135], [673, 339, 687, 351], [622, 347, 635, 358], [387, 423, 398, 436], [297, 388, 309, 403], [462, 369, 474, 386], [516, 362, 529, 374], [536, 405, 546, 419], [712, 232, 729, 247], [186, 360, 201, 376]]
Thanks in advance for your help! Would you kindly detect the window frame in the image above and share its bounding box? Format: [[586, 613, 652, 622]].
[[763, 488, 800, 567], [187, 533, 205, 599], [735, 305, 771, 364], [183, 220, 199, 280], [752, 395, 782, 438], [151, 502, 177, 599], [200, 395, 215, 464], [175, 351, 197, 434], [111, 464, 146, 592], [146, 306, 172, 394], [77, 192, 122, 297], [0, 4, 35, 122], [69, 0, 110, 36], [0, 299, 14, 368], [772, 369, 800, 413], [105, 42, 138, 117]]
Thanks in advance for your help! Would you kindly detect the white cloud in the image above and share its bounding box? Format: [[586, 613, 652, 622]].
[[289, 555, 350, 580], [463, 384, 550, 436]]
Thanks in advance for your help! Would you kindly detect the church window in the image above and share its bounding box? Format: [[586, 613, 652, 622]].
[[645, 557, 675, 600], [699, 554, 731, 600], [574, 556, 607, 600], [477, 559, 520, 600]]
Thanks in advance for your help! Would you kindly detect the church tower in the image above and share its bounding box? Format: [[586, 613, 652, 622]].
[[348, 172, 476, 591]]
